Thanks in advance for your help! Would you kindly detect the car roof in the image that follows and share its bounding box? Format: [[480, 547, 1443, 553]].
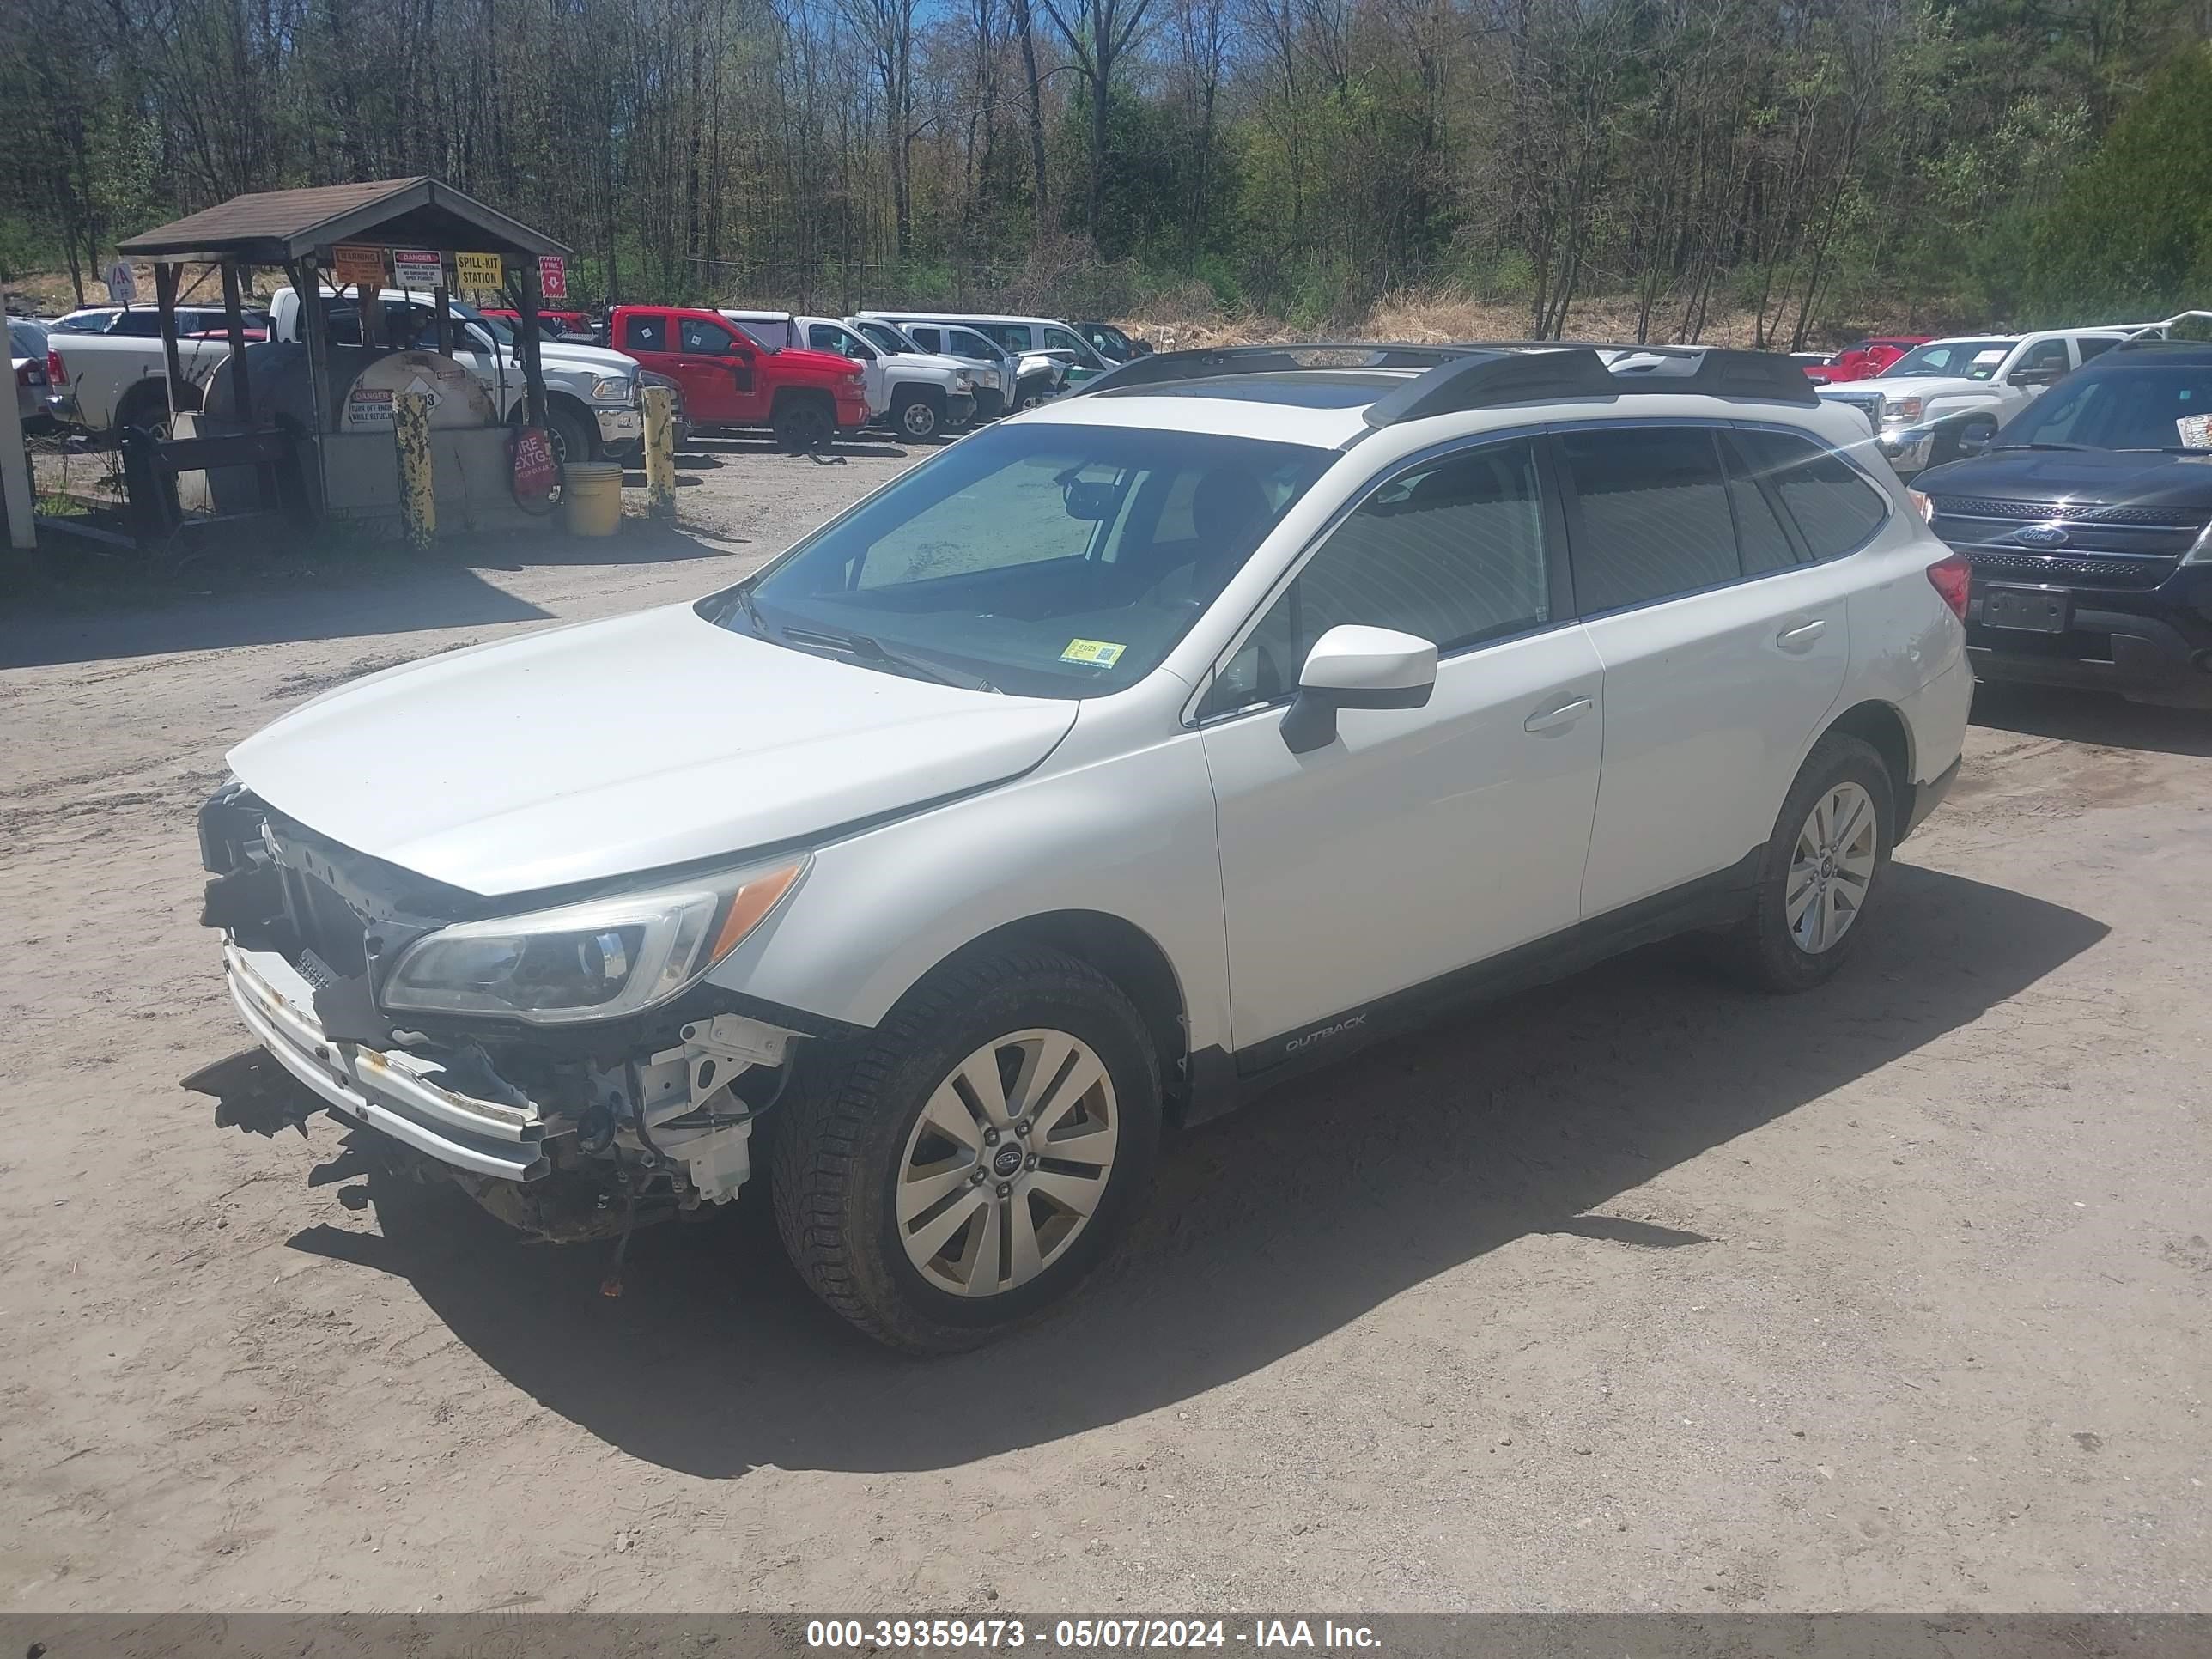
[[1024, 345, 1842, 450]]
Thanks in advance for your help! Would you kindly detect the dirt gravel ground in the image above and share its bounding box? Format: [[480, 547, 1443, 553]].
[[3, 431, 2209, 1617]]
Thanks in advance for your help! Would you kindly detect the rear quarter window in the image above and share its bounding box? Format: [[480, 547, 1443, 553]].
[[1732, 428, 1889, 558]]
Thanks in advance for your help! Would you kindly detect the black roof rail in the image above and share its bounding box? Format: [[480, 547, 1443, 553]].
[[1072, 337, 1824, 417]]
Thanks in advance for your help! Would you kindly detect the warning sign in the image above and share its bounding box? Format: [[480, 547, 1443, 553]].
[[105, 260, 137, 303], [454, 252, 503, 291], [538, 256, 568, 301], [333, 244, 386, 288], [392, 248, 444, 289]]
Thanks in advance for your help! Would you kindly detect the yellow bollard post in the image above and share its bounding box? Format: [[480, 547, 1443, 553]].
[[641, 385, 677, 521], [393, 390, 435, 549]]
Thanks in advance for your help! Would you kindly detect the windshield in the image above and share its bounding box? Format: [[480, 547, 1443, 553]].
[[706, 421, 1332, 697], [452, 301, 514, 346], [945, 327, 1006, 363], [2000, 362, 2212, 451], [855, 321, 910, 355], [1884, 339, 2012, 382]]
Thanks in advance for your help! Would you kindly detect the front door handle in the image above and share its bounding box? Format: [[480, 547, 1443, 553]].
[[1524, 695, 1594, 734], [1777, 617, 1827, 652]]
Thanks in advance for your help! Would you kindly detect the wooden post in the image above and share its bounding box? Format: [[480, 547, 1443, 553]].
[[642, 385, 676, 520], [221, 260, 252, 422], [1, 349, 33, 560], [433, 276, 453, 356], [295, 257, 333, 514], [393, 389, 435, 549], [517, 263, 550, 432], [154, 263, 184, 422]]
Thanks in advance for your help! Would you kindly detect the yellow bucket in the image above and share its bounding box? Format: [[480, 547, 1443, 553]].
[[563, 461, 625, 538]]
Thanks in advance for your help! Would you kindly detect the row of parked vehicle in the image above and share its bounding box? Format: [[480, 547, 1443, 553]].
[[27, 292, 1154, 462]]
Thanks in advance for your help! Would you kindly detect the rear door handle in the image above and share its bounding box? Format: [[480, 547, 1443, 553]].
[[1524, 695, 1594, 734], [1777, 618, 1827, 652]]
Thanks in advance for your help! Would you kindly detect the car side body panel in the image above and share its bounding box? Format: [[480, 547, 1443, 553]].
[[705, 691, 1235, 1056]]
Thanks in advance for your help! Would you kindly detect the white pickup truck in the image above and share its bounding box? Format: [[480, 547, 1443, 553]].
[[721, 311, 975, 440], [49, 288, 646, 462], [1815, 318, 2204, 476]]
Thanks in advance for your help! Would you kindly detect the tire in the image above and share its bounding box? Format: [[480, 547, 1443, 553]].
[[117, 382, 181, 441], [772, 393, 834, 453], [541, 402, 596, 467], [771, 946, 1162, 1353], [1938, 416, 1996, 466], [893, 389, 942, 441], [1013, 379, 1051, 412], [1724, 733, 1896, 994]]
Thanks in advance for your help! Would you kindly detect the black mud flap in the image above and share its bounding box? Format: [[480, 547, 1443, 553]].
[[181, 1047, 320, 1137]]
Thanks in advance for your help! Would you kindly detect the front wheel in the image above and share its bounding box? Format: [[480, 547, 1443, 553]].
[[772, 395, 834, 453], [770, 946, 1161, 1352], [541, 403, 597, 468], [894, 392, 942, 441], [1724, 733, 1894, 993]]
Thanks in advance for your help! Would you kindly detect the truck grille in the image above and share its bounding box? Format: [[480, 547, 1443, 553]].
[[1960, 548, 2175, 589], [1933, 495, 2204, 527], [1824, 392, 1884, 434]]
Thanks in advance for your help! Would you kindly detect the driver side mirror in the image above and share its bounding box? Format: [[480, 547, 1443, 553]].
[[1279, 625, 1437, 755], [1954, 425, 1996, 459]]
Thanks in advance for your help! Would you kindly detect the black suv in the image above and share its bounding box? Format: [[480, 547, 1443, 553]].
[[1913, 340, 2212, 708]]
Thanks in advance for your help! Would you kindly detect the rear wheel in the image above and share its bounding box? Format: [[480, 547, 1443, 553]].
[[771, 946, 1161, 1352], [773, 393, 835, 453], [1725, 733, 1895, 993]]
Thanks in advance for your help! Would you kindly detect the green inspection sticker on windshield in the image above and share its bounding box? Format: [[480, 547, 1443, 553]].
[[1061, 638, 1126, 667]]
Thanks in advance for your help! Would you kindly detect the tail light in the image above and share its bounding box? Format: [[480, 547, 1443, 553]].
[[1927, 553, 1971, 622], [46, 347, 66, 386], [15, 360, 43, 387]]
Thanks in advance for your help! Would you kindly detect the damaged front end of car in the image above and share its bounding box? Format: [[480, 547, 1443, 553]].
[[184, 779, 815, 1243]]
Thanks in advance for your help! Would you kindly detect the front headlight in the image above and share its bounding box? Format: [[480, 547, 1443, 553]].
[[953, 368, 973, 390], [590, 374, 638, 403], [381, 858, 806, 1025], [1884, 395, 1924, 422], [2185, 522, 2212, 566]]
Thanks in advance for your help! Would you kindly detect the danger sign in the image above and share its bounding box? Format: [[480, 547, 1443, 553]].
[[392, 249, 444, 289]]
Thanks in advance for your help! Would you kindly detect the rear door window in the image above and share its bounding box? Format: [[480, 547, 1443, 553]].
[[1556, 427, 1739, 611], [623, 313, 668, 353]]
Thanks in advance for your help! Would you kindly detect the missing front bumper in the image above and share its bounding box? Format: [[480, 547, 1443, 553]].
[[222, 943, 552, 1181]]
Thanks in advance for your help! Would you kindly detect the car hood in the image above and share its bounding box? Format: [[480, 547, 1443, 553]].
[[1916, 448, 2212, 511], [1825, 375, 1984, 403], [890, 351, 970, 377], [538, 342, 639, 377], [228, 605, 1079, 897]]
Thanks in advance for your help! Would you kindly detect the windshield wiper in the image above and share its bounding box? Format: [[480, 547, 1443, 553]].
[[845, 633, 1000, 693], [1992, 441, 2094, 452], [725, 582, 768, 635], [783, 625, 999, 692]]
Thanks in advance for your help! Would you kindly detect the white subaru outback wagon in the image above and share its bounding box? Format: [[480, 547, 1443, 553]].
[[191, 343, 1973, 1352]]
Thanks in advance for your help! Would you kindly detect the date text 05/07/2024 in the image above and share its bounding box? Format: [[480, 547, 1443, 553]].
[[804, 1619, 1382, 1650]]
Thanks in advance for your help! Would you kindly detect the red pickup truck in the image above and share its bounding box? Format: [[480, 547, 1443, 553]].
[[607, 306, 869, 451]]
